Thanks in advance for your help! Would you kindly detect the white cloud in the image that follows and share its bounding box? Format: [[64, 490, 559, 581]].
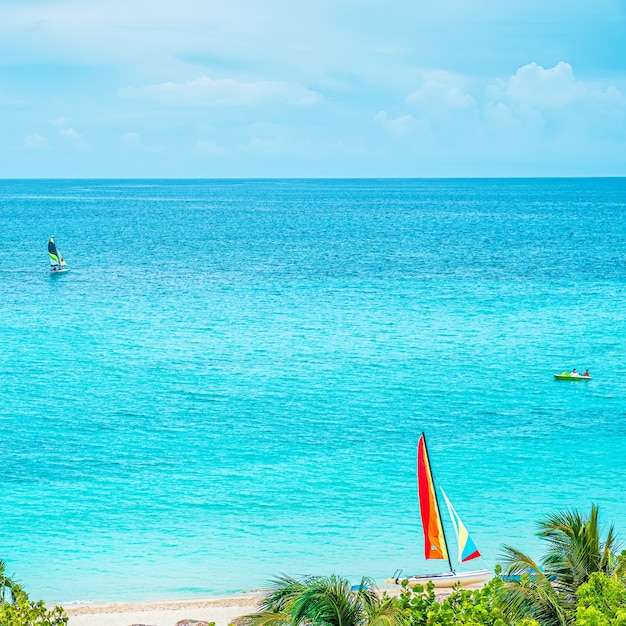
[[120, 131, 163, 154], [398, 73, 480, 144], [374, 111, 416, 136], [499, 62, 579, 108], [406, 80, 476, 111], [483, 101, 524, 133], [118, 76, 321, 107], [24, 133, 49, 149], [121, 132, 143, 148], [2, 0, 626, 176], [489, 61, 623, 110], [62, 127, 88, 149], [484, 62, 626, 144], [53, 118, 87, 148], [62, 127, 82, 140], [378, 61, 626, 159]]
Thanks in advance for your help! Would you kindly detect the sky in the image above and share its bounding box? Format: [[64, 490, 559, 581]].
[[1, 0, 625, 177]]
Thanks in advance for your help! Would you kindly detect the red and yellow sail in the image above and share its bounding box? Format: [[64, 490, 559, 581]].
[[417, 434, 448, 560]]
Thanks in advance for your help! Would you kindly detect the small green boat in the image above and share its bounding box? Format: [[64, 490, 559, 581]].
[[553, 372, 591, 380]]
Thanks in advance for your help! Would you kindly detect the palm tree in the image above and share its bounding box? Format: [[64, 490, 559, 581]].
[[0, 560, 18, 605], [244, 574, 405, 626], [499, 505, 624, 626]]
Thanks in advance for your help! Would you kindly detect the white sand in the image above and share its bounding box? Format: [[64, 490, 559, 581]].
[[60, 594, 263, 626], [57, 582, 482, 626]]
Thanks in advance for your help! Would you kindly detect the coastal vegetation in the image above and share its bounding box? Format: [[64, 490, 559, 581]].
[[500, 505, 625, 626], [0, 560, 67, 625], [245, 574, 405, 626], [246, 507, 626, 626]]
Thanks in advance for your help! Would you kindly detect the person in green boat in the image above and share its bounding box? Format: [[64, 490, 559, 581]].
[[584, 369, 590, 377]]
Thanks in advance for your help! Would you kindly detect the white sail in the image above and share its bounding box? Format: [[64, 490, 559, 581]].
[[440, 487, 481, 564]]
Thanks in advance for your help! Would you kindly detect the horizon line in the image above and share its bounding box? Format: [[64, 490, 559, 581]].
[[1, 175, 625, 181]]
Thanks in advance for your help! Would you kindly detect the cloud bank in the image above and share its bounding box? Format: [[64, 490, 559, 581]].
[[376, 62, 626, 164], [2, 0, 626, 175], [118, 76, 322, 107]]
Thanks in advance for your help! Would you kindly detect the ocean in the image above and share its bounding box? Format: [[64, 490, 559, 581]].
[[1, 178, 625, 603]]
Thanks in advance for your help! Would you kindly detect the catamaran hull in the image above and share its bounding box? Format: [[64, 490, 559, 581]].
[[386, 569, 492, 588], [50, 268, 70, 273]]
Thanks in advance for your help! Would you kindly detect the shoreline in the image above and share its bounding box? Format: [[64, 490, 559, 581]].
[[56, 584, 477, 626], [58, 592, 265, 626]]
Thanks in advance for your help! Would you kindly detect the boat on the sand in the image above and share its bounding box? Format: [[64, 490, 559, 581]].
[[386, 433, 491, 588], [387, 569, 492, 588]]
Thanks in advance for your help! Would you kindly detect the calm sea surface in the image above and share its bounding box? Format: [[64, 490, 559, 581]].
[[1, 178, 625, 602]]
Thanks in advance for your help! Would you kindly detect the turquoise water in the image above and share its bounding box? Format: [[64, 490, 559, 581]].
[[1, 178, 626, 603]]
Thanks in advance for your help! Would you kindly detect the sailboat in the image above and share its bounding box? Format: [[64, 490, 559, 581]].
[[386, 433, 491, 588], [48, 236, 69, 273]]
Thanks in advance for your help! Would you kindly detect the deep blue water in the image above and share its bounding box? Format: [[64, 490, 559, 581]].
[[1, 178, 625, 602]]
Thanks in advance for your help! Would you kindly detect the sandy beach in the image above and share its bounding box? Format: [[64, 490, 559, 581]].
[[58, 584, 474, 626], [60, 594, 264, 626]]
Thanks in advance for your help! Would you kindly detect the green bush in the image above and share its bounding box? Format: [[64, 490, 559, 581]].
[[395, 575, 507, 626], [0, 561, 67, 626], [576, 573, 626, 626], [0, 585, 68, 625]]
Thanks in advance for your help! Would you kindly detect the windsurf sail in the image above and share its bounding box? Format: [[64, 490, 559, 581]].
[[48, 236, 69, 270], [417, 434, 449, 563], [48, 236, 60, 266], [440, 487, 481, 563]]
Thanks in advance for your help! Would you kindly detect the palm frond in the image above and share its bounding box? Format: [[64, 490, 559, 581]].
[[365, 598, 405, 626], [290, 575, 360, 626], [0, 561, 18, 606], [243, 611, 293, 626], [500, 574, 570, 626], [258, 574, 314, 613], [352, 577, 381, 613], [600, 525, 620, 571], [501, 544, 546, 578], [500, 505, 623, 626]]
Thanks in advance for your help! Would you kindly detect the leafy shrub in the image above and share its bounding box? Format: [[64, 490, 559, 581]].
[[576, 572, 626, 626], [395, 575, 507, 626], [0, 561, 67, 626]]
